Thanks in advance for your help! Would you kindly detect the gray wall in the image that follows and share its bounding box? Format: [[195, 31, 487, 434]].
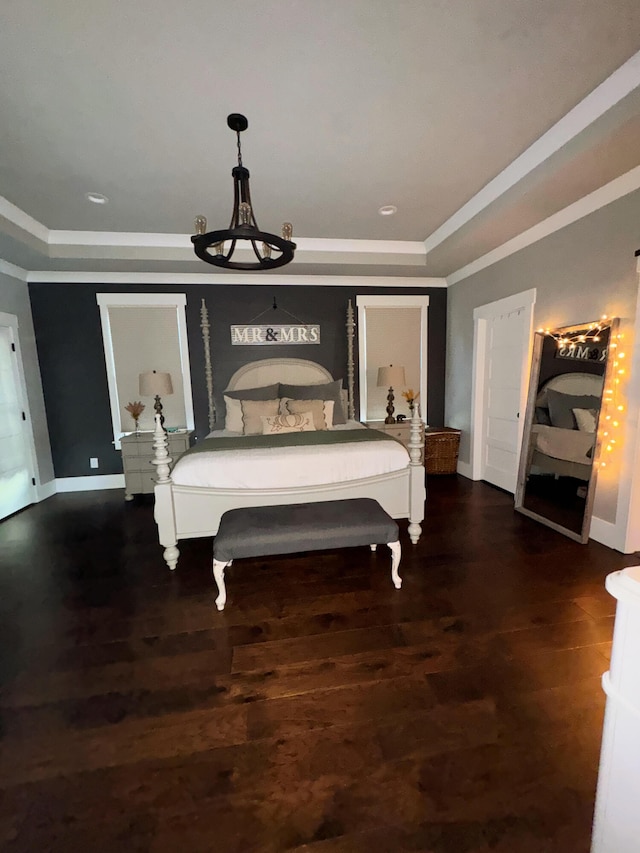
[[0, 270, 54, 485], [446, 187, 640, 523]]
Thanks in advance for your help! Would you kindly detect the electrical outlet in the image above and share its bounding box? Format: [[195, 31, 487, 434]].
[[90, 457, 99, 469]]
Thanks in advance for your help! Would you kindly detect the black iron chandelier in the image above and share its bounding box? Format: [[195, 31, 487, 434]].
[[191, 113, 296, 271]]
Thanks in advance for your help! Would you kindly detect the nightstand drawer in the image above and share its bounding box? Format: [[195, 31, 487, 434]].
[[120, 430, 193, 499], [122, 455, 157, 474], [386, 426, 410, 441], [123, 470, 157, 495]]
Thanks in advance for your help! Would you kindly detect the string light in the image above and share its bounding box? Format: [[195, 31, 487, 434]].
[[599, 323, 624, 470]]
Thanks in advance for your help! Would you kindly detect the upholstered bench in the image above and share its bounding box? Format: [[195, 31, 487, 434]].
[[212, 498, 402, 611]]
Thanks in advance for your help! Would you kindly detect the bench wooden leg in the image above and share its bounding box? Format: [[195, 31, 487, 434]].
[[388, 541, 402, 588], [213, 559, 229, 611]]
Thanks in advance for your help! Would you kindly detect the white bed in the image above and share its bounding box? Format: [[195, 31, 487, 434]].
[[528, 372, 603, 481], [152, 309, 425, 571]]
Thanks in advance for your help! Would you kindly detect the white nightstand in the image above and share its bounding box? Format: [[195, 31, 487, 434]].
[[366, 420, 424, 463], [120, 430, 192, 500]]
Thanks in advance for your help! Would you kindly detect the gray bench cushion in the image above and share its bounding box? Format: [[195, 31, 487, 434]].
[[213, 498, 399, 562]]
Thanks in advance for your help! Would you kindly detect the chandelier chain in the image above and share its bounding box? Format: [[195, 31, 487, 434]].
[[236, 131, 243, 167]]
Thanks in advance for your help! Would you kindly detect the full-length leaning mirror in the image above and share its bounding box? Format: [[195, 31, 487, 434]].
[[515, 318, 619, 543]]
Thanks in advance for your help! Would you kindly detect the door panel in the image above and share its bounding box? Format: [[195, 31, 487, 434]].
[[482, 307, 528, 492], [0, 325, 35, 520]]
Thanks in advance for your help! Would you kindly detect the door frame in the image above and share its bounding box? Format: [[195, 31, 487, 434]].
[[0, 311, 39, 514], [469, 289, 536, 483]]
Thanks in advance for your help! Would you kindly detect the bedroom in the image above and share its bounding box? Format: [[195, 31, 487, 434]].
[[2, 2, 640, 850]]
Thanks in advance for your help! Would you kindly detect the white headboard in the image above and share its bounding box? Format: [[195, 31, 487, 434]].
[[536, 372, 604, 406], [226, 357, 335, 391]]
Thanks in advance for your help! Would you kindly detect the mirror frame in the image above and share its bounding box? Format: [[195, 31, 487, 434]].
[[514, 318, 619, 543]]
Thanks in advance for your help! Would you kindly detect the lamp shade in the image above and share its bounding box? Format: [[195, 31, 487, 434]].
[[377, 365, 406, 389], [139, 371, 173, 397]]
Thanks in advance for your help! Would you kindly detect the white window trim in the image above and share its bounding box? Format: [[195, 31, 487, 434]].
[[356, 294, 430, 422], [96, 293, 195, 449]]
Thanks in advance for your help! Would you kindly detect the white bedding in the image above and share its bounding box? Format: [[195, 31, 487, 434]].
[[171, 422, 411, 489], [532, 424, 595, 465]]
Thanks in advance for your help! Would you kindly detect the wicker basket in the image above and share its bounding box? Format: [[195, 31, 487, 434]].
[[424, 428, 461, 475]]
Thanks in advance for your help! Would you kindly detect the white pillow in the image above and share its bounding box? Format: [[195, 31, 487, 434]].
[[223, 395, 243, 433], [280, 398, 334, 431], [261, 411, 316, 434], [573, 407, 597, 433]]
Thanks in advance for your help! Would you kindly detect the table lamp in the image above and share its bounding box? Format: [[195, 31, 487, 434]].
[[377, 364, 406, 424], [139, 370, 173, 428]]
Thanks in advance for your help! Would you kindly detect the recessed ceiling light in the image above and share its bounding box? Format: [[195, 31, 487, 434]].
[[85, 192, 109, 205], [378, 205, 397, 216]]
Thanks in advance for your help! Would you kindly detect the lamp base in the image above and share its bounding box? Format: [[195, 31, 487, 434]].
[[154, 395, 165, 429], [384, 387, 396, 424]]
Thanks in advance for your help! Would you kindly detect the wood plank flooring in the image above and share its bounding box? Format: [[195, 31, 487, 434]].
[[0, 477, 636, 852]]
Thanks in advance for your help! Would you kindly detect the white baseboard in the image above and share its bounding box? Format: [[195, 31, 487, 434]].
[[56, 474, 125, 493], [37, 480, 57, 501], [456, 459, 474, 479], [590, 516, 626, 552]]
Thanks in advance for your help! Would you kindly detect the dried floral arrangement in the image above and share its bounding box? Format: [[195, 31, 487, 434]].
[[125, 400, 145, 429], [402, 388, 420, 411]]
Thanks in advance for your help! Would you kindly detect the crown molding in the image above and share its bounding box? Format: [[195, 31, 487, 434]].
[[26, 271, 447, 287], [0, 258, 28, 281], [425, 49, 640, 255], [447, 163, 640, 285]]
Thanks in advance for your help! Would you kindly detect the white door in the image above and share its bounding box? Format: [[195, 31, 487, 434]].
[[0, 322, 36, 520], [471, 290, 536, 493]]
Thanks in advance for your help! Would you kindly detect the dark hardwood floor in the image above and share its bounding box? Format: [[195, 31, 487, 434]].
[[0, 477, 636, 852]]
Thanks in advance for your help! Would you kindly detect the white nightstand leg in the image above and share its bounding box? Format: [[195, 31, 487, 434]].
[[387, 540, 402, 588], [213, 559, 228, 611], [370, 544, 377, 551]]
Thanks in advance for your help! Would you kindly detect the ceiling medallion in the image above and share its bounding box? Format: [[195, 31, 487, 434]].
[[192, 113, 296, 271]]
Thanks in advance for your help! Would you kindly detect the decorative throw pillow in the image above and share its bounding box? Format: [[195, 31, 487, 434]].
[[573, 407, 598, 433], [278, 379, 346, 424], [534, 406, 552, 426], [280, 398, 334, 431], [547, 390, 600, 430], [223, 383, 281, 432], [224, 383, 280, 401], [239, 399, 281, 435], [223, 396, 244, 433], [261, 411, 315, 434]]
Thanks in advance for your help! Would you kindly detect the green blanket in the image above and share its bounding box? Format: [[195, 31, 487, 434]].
[[179, 427, 402, 459]]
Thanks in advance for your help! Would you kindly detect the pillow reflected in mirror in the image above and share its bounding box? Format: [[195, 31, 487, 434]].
[[573, 407, 598, 433], [547, 389, 600, 430]]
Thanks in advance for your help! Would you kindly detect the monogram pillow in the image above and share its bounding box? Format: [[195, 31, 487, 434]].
[[261, 411, 316, 434], [280, 398, 334, 431]]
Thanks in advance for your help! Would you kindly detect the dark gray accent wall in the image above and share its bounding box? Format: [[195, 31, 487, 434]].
[[29, 282, 446, 478]]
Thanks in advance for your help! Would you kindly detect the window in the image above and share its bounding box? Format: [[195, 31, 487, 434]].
[[97, 293, 194, 448], [357, 295, 429, 421]]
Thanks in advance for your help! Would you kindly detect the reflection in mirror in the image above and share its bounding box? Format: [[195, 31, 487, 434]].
[[515, 318, 618, 543]]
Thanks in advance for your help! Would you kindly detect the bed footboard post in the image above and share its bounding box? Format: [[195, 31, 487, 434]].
[[408, 410, 426, 544], [151, 414, 179, 570]]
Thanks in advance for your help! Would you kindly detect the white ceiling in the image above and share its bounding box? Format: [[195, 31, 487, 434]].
[[1, 0, 640, 279]]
